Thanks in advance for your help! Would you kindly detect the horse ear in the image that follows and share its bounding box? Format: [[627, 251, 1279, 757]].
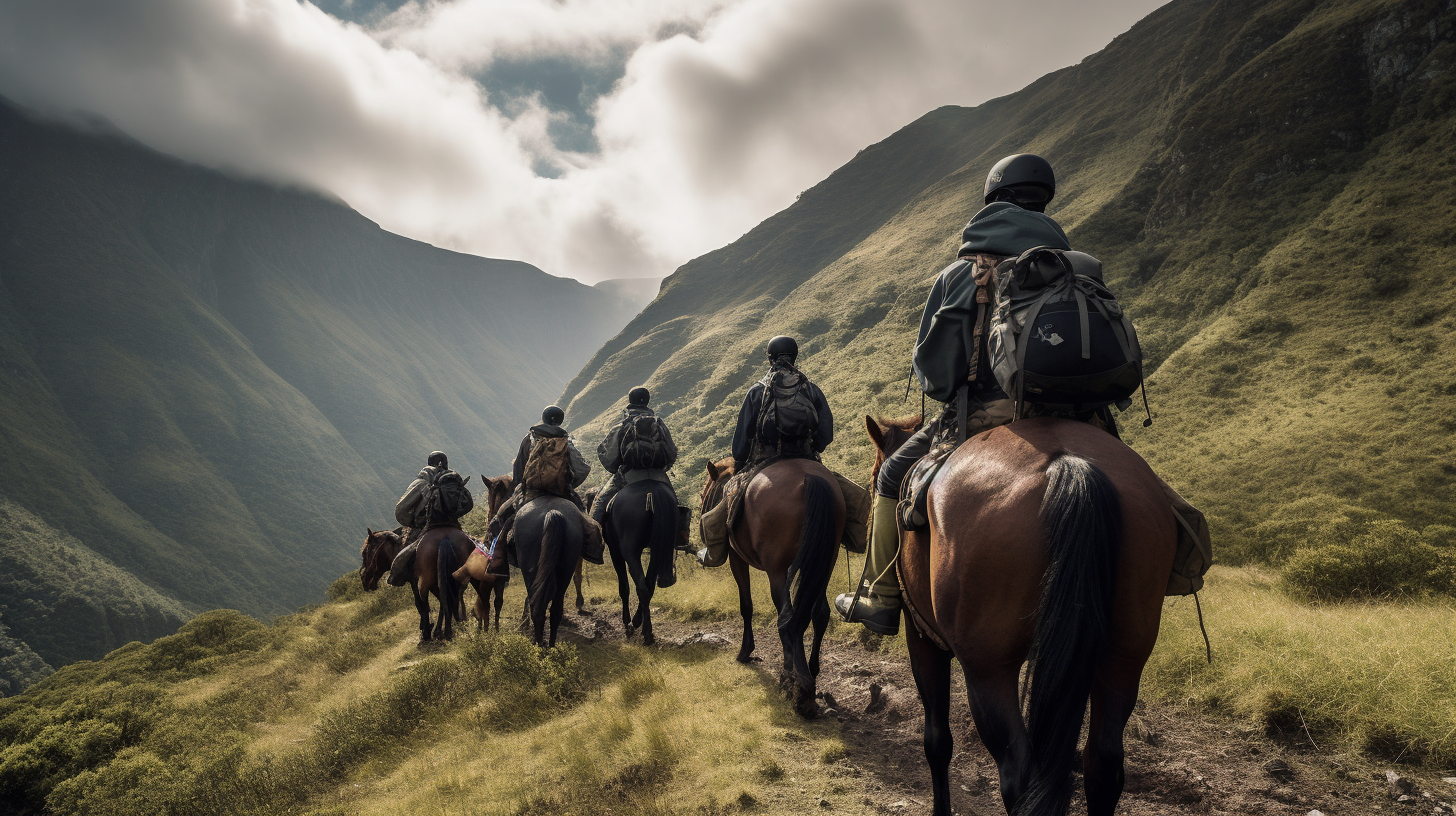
[[865, 415, 885, 449], [367, 526, 375, 536], [706, 461, 719, 480]]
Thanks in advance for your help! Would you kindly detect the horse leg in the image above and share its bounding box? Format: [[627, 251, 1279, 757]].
[[624, 544, 652, 641], [1084, 659, 1141, 816], [905, 619, 954, 816], [964, 667, 1033, 813], [807, 594, 829, 679], [574, 557, 585, 613], [607, 529, 633, 634], [636, 550, 658, 648], [492, 580, 505, 633], [410, 581, 431, 644], [728, 550, 755, 664], [767, 572, 799, 695]]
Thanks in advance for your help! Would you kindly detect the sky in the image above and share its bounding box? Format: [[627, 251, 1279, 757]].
[[0, 0, 1168, 284]]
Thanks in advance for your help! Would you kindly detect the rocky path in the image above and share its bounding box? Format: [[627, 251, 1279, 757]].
[[545, 598, 1454, 816]]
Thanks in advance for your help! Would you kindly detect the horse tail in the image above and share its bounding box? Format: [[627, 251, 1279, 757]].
[[437, 536, 465, 622], [531, 510, 567, 623], [645, 482, 678, 584], [1018, 454, 1122, 816], [778, 474, 838, 637]]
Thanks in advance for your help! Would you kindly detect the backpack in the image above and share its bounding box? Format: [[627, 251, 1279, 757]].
[[620, 414, 672, 471], [756, 368, 819, 446], [522, 434, 573, 496], [425, 469, 474, 524], [987, 247, 1144, 413]]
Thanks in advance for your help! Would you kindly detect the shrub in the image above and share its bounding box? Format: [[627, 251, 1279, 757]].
[[1281, 520, 1456, 601]]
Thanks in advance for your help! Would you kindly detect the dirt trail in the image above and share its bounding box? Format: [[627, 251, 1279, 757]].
[[543, 598, 1453, 816]]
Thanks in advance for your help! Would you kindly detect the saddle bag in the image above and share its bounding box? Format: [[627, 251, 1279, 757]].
[[522, 435, 573, 496], [987, 247, 1144, 413], [897, 440, 956, 531]]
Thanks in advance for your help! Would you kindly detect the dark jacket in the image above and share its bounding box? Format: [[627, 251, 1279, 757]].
[[512, 423, 591, 488], [730, 371, 833, 472], [598, 406, 677, 483], [913, 203, 1071, 400]]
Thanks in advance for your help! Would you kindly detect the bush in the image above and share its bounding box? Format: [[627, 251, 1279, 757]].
[[1281, 519, 1456, 601]]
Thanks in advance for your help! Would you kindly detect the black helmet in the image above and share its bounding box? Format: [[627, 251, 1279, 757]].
[[766, 335, 798, 361], [541, 405, 565, 426], [427, 451, 448, 468], [984, 154, 1055, 212], [628, 386, 650, 407]]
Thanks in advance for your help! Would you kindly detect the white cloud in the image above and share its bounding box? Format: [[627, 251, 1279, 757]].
[[0, 0, 1168, 283]]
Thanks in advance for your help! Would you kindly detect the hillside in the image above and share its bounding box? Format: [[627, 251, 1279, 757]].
[[0, 99, 636, 690], [561, 0, 1456, 551]]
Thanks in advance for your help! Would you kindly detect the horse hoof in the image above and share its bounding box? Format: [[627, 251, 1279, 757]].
[[736, 650, 754, 664], [643, 633, 655, 647]]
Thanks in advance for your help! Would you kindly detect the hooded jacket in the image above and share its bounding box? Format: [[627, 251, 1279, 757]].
[[394, 465, 442, 529], [512, 423, 591, 489]]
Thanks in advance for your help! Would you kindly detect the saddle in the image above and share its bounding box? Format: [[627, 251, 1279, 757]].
[[721, 455, 783, 546]]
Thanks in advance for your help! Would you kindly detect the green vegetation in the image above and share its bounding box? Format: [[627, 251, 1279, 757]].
[[1147, 566, 1456, 767], [0, 97, 637, 682], [0, 572, 861, 816]]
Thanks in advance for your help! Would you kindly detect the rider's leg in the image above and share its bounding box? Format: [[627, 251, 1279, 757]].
[[387, 527, 423, 586], [831, 472, 871, 554], [834, 427, 933, 634]]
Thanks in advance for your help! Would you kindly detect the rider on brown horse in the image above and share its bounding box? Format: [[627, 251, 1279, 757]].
[[698, 335, 868, 567], [594, 386, 681, 587], [835, 155, 1095, 634], [389, 450, 467, 585]]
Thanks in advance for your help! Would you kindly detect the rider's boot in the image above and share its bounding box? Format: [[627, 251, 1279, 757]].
[[833, 494, 902, 636]]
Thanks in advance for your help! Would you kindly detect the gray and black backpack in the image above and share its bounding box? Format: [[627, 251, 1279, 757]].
[[757, 368, 820, 446], [987, 247, 1145, 416], [426, 469, 474, 524], [620, 414, 673, 470]]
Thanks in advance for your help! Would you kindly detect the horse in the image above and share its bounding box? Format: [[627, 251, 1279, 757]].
[[513, 495, 585, 647], [601, 479, 678, 646], [359, 525, 474, 644], [699, 456, 845, 718], [864, 415, 1176, 816]]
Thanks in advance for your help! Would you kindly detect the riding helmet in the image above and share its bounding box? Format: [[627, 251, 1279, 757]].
[[766, 335, 798, 361], [542, 405, 565, 426], [984, 154, 1055, 212], [427, 450, 448, 468], [628, 386, 651, 407]]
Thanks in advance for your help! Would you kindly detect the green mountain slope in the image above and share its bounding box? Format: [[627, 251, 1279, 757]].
[[562, 0, 1456, 549], [0, 100, 636, 689]]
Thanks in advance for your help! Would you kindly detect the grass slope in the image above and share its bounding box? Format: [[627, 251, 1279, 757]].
[[0, 99, 637, 681], [560, 0, 1456, 554]]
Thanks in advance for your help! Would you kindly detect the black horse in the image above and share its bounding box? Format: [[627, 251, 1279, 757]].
[[602, 479, 678, 647], [514, 495, 585, 647]]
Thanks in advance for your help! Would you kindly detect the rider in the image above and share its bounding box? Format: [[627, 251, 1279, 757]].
[[388, 450, 450, 586], [595, 386, 680, 587], [834, 154, 1074, 635], [697, 335, 868, 567], [487, 405, 595, 565]]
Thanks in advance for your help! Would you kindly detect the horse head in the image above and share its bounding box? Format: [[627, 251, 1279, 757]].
[[864, 413, 924, 488], [698, 456, 735, 514], [359, 527, 404, 591], [481, 474, 514, 520]]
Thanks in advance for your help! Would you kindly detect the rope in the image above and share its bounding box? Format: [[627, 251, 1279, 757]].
[[1193, 590, 1212, 664]]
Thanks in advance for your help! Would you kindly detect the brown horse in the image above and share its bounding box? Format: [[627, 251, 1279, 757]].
[[866, 416, 1175, 816], [699, 456, 845, 718], [360, 525, 475, 644]]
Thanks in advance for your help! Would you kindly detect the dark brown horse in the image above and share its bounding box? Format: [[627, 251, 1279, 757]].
[[489, 474, 587, 615], [600, 479, 677, 646], [699, 457, 845, 718], [866, 416, 1175, 816], [360, 526, 475, 644]]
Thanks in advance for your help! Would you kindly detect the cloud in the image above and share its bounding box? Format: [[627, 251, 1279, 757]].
[[0, 0, 1168, 283]]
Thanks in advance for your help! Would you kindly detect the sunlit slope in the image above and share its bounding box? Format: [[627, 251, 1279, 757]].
[[561, 0, 1456, 546], [0, 99, 636, 685]]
